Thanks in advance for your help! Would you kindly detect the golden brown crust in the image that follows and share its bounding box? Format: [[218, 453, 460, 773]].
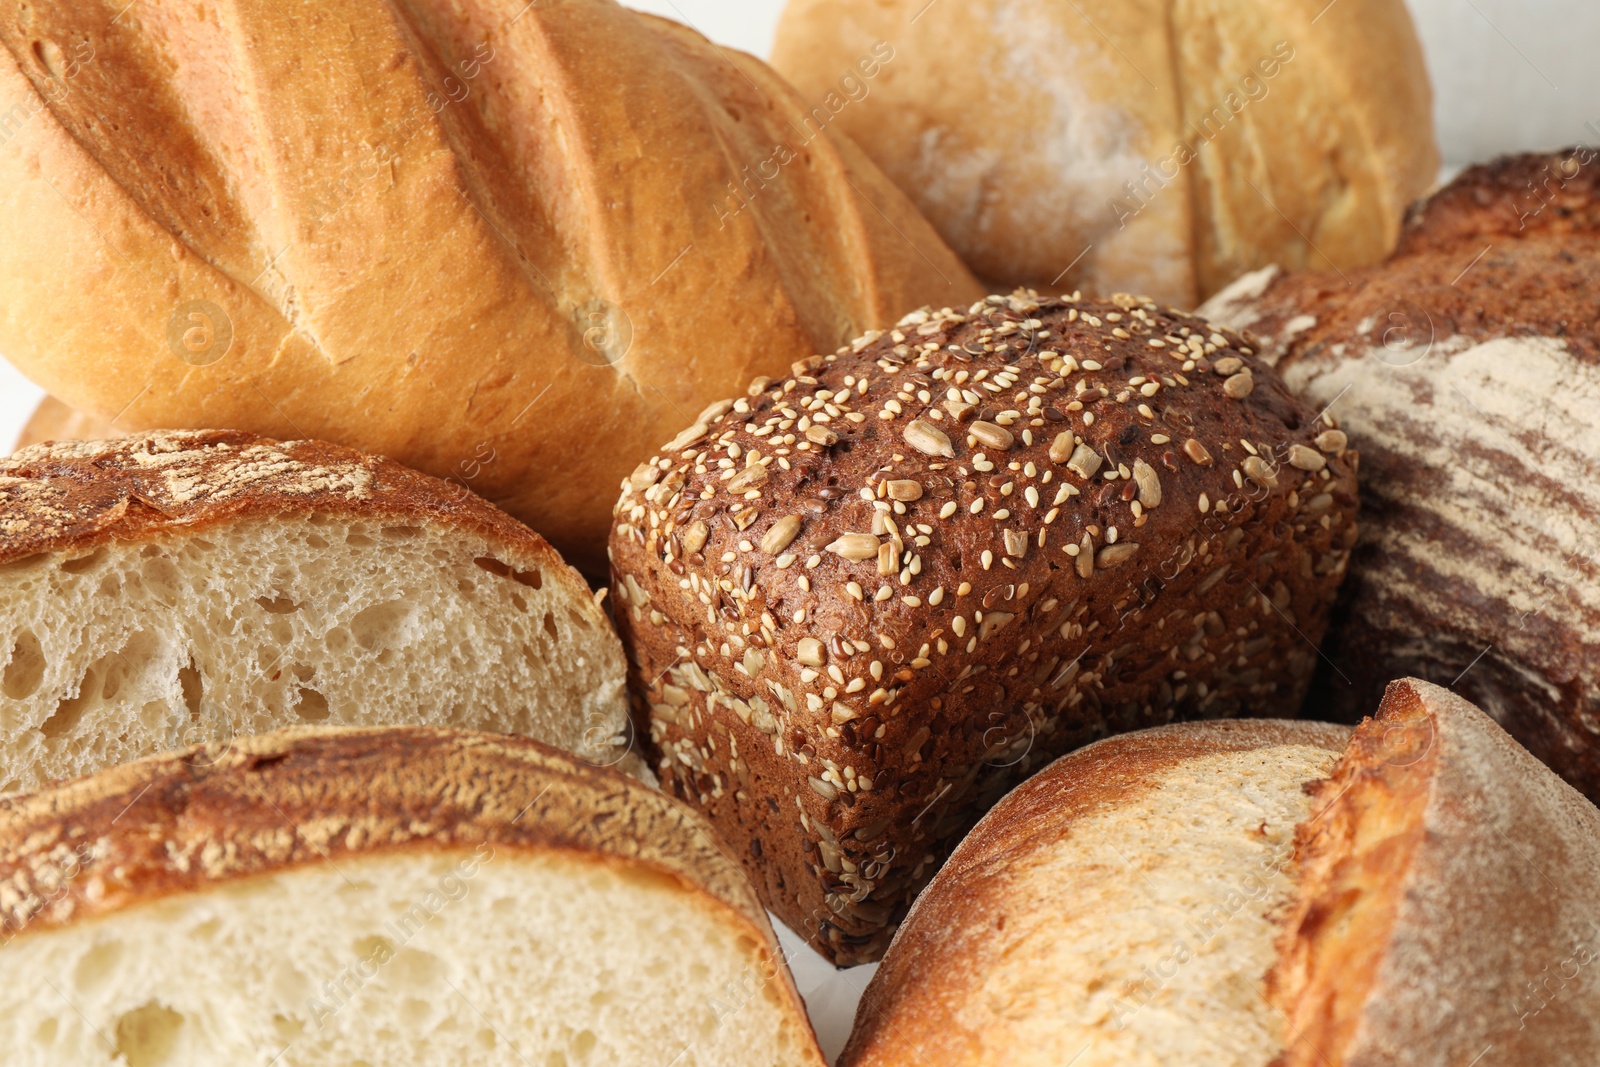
[[610, 290, 1360, 963], [1272, 679, 1600, 1066], [12, 396, 120, 453], [773, 0, 1437, 306], [0, 431, 579, 591], [1198, 150, 1600, 799], [0, 725, 769, 948], [0, 0, 980, 575], [842, 718, 1350, 1066]]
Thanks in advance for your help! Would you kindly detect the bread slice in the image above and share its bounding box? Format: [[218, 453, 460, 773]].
[[0, 727, 825, 1066], [0, 430, 628, 791], [843, 679, 1600, 1065]]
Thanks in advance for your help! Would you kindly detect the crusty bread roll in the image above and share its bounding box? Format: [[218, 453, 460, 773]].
[[12, 396, 120, 453], [0, 727, 826, 1066], [1199, 149, 1600, 798], [772, 0, 1438, 307], [844, 678, 1600, 1065], [0, 0, 980, 575], [0, 430, 627, 791], [609, 290, 1359, 964]]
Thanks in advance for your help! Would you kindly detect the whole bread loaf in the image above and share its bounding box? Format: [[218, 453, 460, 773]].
[[610, 290, 1359, 963], [772, 0, 1438, 307], [843, 679, 1600, 1066], [0, 0, 980, 574], [13, 397, 119, 453], [0, 430, 628, 791], [1199, 149, 1600, 798], [0, 727, 826, 1066]]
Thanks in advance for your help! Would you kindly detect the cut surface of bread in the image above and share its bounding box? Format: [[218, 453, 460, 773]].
[[0, 727, 824, 1066], [841, 720, 1350, 1066], [0, 431, 628, 790]]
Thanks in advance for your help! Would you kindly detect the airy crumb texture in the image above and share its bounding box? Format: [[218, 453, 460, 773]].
[[0, 728, 825, 1066], [0, 851, 811, 1066], [841, 720, 1348, 1066], [1197, 150, 1600, 799], [0, 432, 627, 788], [610, 290, 1359, 963]]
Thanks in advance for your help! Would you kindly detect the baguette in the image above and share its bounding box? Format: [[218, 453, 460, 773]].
[[843, 678, 1600, 1065], [0, 727, 825, 1066], [0, 430, 628, 791], [0, 0, 980, 574], [610, 290, 1359, 963]]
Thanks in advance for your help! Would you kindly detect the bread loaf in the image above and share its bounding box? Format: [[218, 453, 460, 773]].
[[0, 727, 826, 1066], [1199, 149, 1600, 797], [13, 396, 119, 453], [772, 0, 1438, 308], [0, 430, 627, 791], [0, 0, 980, 574], [609, 290, 1360, 964], [843, 678, 1600, 1065]]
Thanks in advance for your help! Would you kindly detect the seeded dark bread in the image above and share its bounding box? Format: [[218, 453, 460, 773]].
[[0, 430, 629, 790], [1199, 149, 1600, 798], [609, 291, 1360, 964], [0, 727, 825, 1065]]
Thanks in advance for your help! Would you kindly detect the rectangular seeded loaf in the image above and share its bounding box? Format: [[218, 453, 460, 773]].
[[0, 430, 629, 790], [0, 727, 825, 1066], [609, 290, 1360, 964]]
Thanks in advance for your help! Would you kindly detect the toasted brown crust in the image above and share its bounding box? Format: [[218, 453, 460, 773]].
[[842, 718, 1351, 1066], [1271, 678, 1600, 1066], [609, 290, 1360, 963], [1197, 150, 1600, 799], [0, 430, 584, 590], [0, 726, 774, 959], [0, 0, 979, 575], [12, 396, 120, 453]]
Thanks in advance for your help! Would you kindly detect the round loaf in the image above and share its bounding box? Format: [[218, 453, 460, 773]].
[[771, 0, 1438, 307], [610, 290, 1360, 963], [0, 727, 826, 1065], [840, 718, 1351, 1066], [1198, 149, 1600, 798], [0, 0, 980, 574]]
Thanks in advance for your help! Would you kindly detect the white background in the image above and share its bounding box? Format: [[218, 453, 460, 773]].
[[0, 1, 1593, 1061]]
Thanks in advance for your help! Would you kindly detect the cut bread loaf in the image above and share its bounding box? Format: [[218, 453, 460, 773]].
[[0, 0, 980, 574], [1198, 149, 1600, 798], [844, 678, 1600, 1065], [0, 727, 825, 1066], [772, 0, 1438, 306], [0, 430, 627, 791], [609, 290, 1360, 963]]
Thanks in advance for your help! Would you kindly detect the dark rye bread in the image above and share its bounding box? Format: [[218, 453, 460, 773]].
[[1199, 149, 1600, 798], [609, 291, 1360, 963]]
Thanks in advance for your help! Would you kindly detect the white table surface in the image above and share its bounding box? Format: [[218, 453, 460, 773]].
[[0, 2, 1591, 1061]]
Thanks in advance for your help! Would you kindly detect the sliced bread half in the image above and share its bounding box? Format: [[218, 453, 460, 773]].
[[0, 727, 825, 1066], [0, 430, 627, 790]]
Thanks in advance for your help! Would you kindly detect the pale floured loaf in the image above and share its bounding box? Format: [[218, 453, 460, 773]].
[[0, 0, 980, 575], [772, 0, 1438, 307], [0, 727, 826, 1066], [1199, 149, 1600, 798], [0, 430, 628, 791], [610, 290, 1359, 964], [844, 679, 1600, 1065]]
